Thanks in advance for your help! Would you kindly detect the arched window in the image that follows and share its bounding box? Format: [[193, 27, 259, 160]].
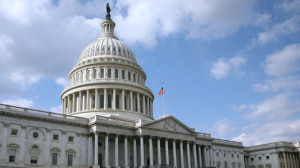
[[30, 146, 38, 164]]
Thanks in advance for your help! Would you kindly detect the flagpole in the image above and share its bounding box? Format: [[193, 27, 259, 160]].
[[163, 89, 166, 116]]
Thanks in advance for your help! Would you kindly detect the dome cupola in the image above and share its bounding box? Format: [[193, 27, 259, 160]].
[[60, 3, 154, 121]]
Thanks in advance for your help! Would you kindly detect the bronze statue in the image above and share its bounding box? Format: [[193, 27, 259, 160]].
[[106, 3, 111, 20]]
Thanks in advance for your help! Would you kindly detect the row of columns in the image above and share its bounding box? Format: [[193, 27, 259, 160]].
[[71, 66, 144, 86], [62, 89, 153, 117], [91, 133, 213, 168], [282, 152, 300, 168]]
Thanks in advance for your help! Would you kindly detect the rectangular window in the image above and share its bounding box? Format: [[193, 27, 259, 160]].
[[138, 75, 140, 83], [108, 69, 111, 78], [128, 72, 131, 81], [100, 95, 104, 108], [116, 95, 119, 109], [52, 153, 58, 165], [266, 156, 270, 159], [115, 69, 118, 78], [251, 158, 254, 161], [9, 149, 16, 162], [30, 147, 38, 164], [67, 154, 73, 166], [122, 70, 125, 79], [100, 68, 104, 78], [11, 129, 18, 136], [53, 134, 59, 140], [68, 136, 74, 142], [133, 73, 136, 82], [108, 94, 112, 108], [258, 157, 262, 160]]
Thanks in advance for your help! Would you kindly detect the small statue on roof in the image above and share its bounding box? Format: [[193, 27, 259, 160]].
[[106, 3, 111, 20]]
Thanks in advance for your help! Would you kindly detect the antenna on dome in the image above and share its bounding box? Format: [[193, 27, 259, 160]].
[[106, 3, 111, 20]]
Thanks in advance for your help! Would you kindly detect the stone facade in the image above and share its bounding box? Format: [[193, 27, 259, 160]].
[[0, 6, 299, 168]]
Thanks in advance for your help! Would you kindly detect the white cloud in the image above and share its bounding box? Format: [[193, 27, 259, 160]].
[[278, 0, 300, 14], [241, 93, 300, 120], [265, 44, 300, 76], [56, 77, 69, 88], [254, 16, 300, 45], [114, 0, 268, 47], [1, 97, 34, 108], [212, 118, 235, 137], [253, 75, 300, 92], [50, 104, 62, 113], [0, 33, 14, 61], [210, 56, 246, 80], [232, 120, 300, 146]]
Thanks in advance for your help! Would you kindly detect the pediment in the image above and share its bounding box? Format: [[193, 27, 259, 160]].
[[143, 116, 195, 134]]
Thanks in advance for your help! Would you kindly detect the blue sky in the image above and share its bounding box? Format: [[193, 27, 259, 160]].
[[0, 0, 299, 146]]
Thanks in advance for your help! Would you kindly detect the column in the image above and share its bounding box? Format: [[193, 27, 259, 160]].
[[283, 152, 288, 168], [193, 143, 198, 168], [95, 89, 98, 109], [140, 136, 144, 168], [187, 142, 191, 168], [88, 135, 93, 165], [143, 95, 146, 114], [203, 146, 207, 167], [287, 153, 290, 168], [105, 134, 110, 168], [113, 89, 116, 110], [79, 91, 82, 111], [134, 138, 137, 168], [86, 90, 90, 110], [165, 139, 169, 165], [72, 93, 75, 112], [274, 153, 280, 168], [130, 91, 133, 111], [149, 137, 154, 167], [147, 97, 150, 116], [157, 138, 161, 166], [122, 90, 125, 111], [94, 133, 100, 168], [180, 141, 184, 168], [115, 135, 119, 168], [124, 136, 129, 168], [210, 147, 214, 166], [137, 93, 140, 112], [63, 97, 66, 114], [150, 100, 153, 117], [198, 146, 202, 167], [173, 140, 177, 168], [68, 95, 71, 113], [104, 88, 107, 110]]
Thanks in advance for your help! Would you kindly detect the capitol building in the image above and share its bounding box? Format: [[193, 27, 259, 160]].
[[0, 5, 299, 168]]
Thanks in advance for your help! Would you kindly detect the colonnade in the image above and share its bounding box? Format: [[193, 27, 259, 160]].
[[90, 133, 214, 168], [62, 88, 153, 117], [282, 151, 300, 168]]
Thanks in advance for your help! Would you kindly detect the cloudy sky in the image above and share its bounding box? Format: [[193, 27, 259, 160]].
[[0, 0, 299, 146]]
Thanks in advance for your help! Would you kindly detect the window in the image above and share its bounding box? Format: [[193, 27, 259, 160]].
[[216, 152, 219, 157], [108, 69, 111, 78], [68, 136, 74, 142], [232, 154, 234, 158], [251, 158, 254, 161], [128, 72, 131, 81], [9, 149, 16, 162], [138, 75, 140, 83], [237, 154, 240, 158], [67, 154, 73, 166], [258, 157, 262, 161], [224, 153, 226, 157], [100, 95, 104, 108], [33, 132, 38, 139], [122, 70, 125, 79], [94, 69, 97, 78], [108, 95, 112, 108], [53, 134, 59, 140], [133, 73, 136, 82], [266, 155, 270, 159], [11, 129, 18, 136], [52, 153, 58, 165], [116, 95, 119, 109], [115, 69, 118, 78], [30, 146, 38, 164], [100, 68, 104, 78]]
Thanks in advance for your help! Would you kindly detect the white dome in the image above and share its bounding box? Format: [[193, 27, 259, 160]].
[[78, 19, 137, 64]]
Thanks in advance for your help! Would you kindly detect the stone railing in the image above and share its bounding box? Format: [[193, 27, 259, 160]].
[[197, 132, 212, 138], [213, 138, 243, 147], [0, 104, 88, 123], [245, 141, 295, 151]]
